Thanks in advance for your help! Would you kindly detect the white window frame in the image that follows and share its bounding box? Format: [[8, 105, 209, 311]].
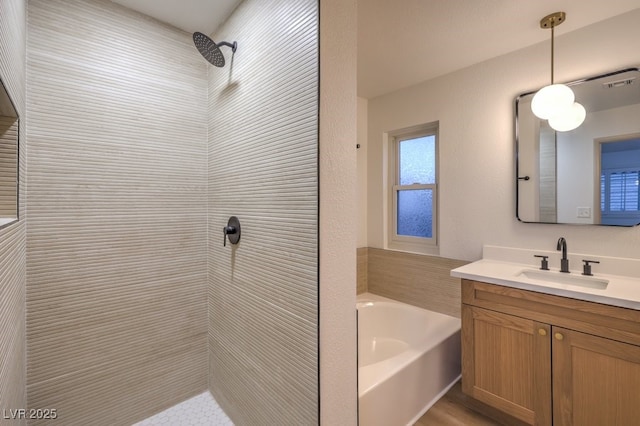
[[385, 123, 439, 255]]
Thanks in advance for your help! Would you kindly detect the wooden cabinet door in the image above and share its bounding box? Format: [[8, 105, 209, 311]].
[[462, 305, 551, 425], [553, 327, 640, 426]]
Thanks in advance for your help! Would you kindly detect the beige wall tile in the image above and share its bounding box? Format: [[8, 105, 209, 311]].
[[357, 247, 368, 294], [207, 0, 319, 423], [25, 0, 208, 423], [0, 0, 26, 421], [367, 248, 468, 317]]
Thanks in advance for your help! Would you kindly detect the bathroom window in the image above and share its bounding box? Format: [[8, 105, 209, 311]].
[[387, 123, 438, 254]]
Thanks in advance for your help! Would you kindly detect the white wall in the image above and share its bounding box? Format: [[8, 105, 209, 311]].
[[320, 0, 358, 424], [367, 9, 640, 262], [357, 97, 368, 247]]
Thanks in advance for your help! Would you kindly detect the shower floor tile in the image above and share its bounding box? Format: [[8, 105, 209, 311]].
[[134, 391, 234, 426]]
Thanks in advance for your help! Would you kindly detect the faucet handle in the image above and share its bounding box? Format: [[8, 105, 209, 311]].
[[582, 259, 600, 276], [534, 255, 549, 271]]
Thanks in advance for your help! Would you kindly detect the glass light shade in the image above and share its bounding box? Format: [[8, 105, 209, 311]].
[[531, 84, 575, 119], [548, 102, 586, 132]]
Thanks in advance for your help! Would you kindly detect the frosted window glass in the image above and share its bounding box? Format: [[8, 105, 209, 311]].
[[397, 189, 433, 238], [399, 136, 435, 185]]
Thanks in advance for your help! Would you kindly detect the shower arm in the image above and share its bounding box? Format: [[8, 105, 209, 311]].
[[217, 41, 238, 53]]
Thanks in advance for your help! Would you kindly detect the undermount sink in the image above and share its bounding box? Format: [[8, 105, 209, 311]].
[[517, 268, 609, 290]]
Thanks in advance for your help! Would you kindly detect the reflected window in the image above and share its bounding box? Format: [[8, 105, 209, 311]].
[[599, 137, 640, 226]]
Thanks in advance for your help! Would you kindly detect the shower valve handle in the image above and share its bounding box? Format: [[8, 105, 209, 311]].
[[223, 216, 241, 247], [223, 226, 236, 247]]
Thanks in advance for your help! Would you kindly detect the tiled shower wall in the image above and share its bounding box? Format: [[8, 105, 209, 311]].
[[0, 0, 26, 421], [207, 0, 319, 424], [26, 0, 208, 424]]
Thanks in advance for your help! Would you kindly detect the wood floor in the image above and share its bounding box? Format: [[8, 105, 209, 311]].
[[414, 381, 505, 426]]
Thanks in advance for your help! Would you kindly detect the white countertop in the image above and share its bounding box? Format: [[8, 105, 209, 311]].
[[451, 245, 640, 311]]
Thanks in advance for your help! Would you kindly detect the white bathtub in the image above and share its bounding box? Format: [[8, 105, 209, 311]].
[[357, 293, 461, 426]]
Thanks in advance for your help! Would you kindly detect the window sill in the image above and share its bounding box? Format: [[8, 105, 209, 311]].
[[0, 217, 18, 230], [387, 240, 439, 256]]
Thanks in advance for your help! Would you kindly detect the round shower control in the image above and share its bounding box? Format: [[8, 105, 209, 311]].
[[223, 216, 241, 246]]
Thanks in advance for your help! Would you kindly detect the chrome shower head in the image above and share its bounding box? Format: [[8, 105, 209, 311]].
[[193, 31, 237, 67]]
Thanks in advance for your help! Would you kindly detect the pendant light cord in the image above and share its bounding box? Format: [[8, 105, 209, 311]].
[[550, 26, 555, 84], [531, 11, 585, 131]]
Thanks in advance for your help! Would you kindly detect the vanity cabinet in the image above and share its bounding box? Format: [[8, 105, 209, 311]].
[[462, 304, 551, 424], [461, 279, 640, 426]]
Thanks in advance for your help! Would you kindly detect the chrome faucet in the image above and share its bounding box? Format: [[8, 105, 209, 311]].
[[557, 237, 569, 273]]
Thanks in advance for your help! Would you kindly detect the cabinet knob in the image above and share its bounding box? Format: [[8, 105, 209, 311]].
[[555, 332, 564, 341], [538, 328, 547, 336]]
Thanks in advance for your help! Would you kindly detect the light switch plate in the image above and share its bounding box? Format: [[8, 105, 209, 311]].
[[577, 207, 591, 218]]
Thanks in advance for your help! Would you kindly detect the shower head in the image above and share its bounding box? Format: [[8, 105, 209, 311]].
[[193, 31, 237, 67]]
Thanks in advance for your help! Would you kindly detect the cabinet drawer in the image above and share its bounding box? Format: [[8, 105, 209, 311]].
[[462, 279, 640, 347]]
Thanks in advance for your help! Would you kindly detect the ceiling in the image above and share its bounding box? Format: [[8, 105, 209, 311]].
[[110, 0, 242, 35], [110, 1, 639, 99], [358, 1, 640, 98]]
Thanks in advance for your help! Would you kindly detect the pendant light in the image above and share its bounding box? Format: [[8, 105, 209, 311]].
[[531, 12, 585, 132]]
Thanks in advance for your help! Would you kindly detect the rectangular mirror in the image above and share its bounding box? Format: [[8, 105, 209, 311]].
[[0, 74, 19, 229], [516, 68, 640, 226]]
